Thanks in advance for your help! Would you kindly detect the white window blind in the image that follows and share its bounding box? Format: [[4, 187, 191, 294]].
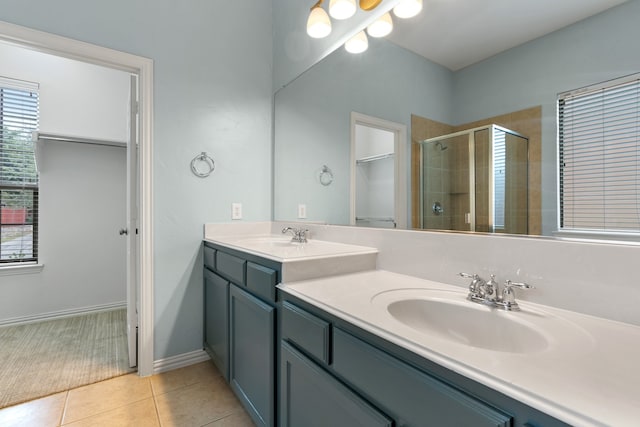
[[493, 127, 506, 230], [0, 76, 39, 263], [558, 73, 640, 234]]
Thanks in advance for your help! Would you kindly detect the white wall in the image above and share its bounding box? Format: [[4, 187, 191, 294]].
[[0, 0, 274, 360], [0, 43, 129, 141], [0, 43, 129, 323]]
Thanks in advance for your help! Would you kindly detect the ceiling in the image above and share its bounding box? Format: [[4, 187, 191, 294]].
[[386, 0, 629, 70]]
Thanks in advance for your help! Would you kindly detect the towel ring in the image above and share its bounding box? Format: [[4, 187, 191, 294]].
[[191, 152, 215, 178], [319, 165, 334, 186]]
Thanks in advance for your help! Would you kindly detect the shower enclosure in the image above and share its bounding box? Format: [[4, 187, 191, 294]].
[[420, 125, 529, 234]]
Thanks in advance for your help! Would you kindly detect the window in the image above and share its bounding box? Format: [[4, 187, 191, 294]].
[[558, 74, 640, 236], [0, 77, 39, 263]]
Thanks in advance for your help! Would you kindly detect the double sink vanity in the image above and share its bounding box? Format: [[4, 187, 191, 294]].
[[203, 222, 639, 427]]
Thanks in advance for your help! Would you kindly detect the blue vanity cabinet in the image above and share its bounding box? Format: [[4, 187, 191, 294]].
[[203, 242, 281, 427], [279, 295, 570, 427]]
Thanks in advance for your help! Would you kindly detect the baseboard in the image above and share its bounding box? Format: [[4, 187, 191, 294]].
[[0, 301, 127, 327], [153, 349, 211, 374]]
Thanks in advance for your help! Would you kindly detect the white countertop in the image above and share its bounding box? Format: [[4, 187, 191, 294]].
[[204, 234, 377, 263], [203, 229, 378, 282], [278, 270, 640, 427]]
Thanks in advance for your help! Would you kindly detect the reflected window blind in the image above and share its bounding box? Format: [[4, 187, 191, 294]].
[[493, 128, 506, 230], [558, 73, 640, 234], [0, 77, 39, 263]]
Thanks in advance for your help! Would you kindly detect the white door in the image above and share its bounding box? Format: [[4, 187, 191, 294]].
[[126, 75, 139, 368]]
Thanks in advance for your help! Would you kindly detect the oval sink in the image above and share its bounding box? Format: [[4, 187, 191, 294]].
[[386, 297, 549, 353]]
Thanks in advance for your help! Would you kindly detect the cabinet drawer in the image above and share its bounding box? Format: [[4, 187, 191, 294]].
[[282, 302, 331, 364], [204, 245, 216, 271], [216, 251, 246, 284], [332, 328, 512, 427], [246, 262, 277, 302]]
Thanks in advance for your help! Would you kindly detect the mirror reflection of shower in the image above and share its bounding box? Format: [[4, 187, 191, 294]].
[[420, 125, 528, 234], [433, 141, 448, 151]]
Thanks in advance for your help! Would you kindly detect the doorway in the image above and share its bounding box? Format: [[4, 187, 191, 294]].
[[0, 21, 153, 377], [350, 112, 407, 229]]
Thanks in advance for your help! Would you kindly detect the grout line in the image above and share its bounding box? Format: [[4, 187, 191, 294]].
[[152, 388, 163, 426], [58, 391, 70, 426]]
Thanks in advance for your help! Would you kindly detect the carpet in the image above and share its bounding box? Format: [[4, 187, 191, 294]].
[[0, 308, 136, 408]]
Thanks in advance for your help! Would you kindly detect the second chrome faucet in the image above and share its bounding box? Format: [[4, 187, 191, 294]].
[[282, 226, 309, 243], [459, 272, 534, 311]]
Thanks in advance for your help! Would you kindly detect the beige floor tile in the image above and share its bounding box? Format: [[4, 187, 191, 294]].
[[62, 397, 159, 427], [151, 361, 221, 396], [155, 376, 242, 427], [206, 410, 255, 427], [62, 373, 152, 424], [0, 392, 66, 427]]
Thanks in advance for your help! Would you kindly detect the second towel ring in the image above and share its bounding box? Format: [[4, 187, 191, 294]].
[[191, 152, 215, 178], [319, 165, 334, 186]]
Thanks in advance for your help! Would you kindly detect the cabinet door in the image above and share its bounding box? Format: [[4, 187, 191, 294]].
[[280, 341, 392, 427], [204, 268, 229, 380], [229, 284, 275, 427]]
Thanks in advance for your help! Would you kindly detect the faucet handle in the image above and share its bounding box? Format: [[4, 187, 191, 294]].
[[504, 280, 534, 290], [459, 273, 485, 298], [500, 280, 534, 309]]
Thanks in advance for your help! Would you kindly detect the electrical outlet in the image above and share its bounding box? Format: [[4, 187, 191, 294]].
[[232, 203, 242, 220], [298, 204, 307, 219]]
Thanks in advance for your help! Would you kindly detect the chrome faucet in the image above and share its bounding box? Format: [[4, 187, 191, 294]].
[[281, 227, 309, 243], [459, 273, 534, 311]]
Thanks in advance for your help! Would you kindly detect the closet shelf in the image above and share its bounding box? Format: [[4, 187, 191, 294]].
[[356, 152, 394, 164]]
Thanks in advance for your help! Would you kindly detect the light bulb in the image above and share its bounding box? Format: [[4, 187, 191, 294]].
[[329, 0, 356, 20], [345, 31, 368, 54], [393, 0, 423, 19], [307, 6, 332, 38], [367, 12, 393, 38]]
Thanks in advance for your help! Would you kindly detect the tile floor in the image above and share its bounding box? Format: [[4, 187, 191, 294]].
[[0, 361, 255, 427]]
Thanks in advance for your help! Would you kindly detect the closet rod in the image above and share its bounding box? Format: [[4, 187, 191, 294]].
[[33, 132, 127, 148]]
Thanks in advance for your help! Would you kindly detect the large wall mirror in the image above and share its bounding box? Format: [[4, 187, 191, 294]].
[[274, 0, 639, 237]]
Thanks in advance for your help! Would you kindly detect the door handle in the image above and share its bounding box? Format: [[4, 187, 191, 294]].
[[119, 228, 129, 236]]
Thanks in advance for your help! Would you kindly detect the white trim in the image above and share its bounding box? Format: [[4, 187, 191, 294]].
[[0, 75, 38, 91], [0, 263, 44, 276], [0, 20, 155, 377], [153, 350, 211, 374], [0, 301, 126, 327], [350, 112, 408, 229]]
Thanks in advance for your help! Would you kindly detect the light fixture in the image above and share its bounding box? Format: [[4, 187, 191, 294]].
[[345, 30, 368, 54], [307, 1, 332, 39], [367, 12, 393, 38], [393, 0, 423, 19], [329, 0, 356, 20]]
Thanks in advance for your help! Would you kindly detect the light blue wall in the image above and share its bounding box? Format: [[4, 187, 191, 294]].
[[0, 0, 273, 360], [274, 38, 452, 224], [453, 0, 640, 235]]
